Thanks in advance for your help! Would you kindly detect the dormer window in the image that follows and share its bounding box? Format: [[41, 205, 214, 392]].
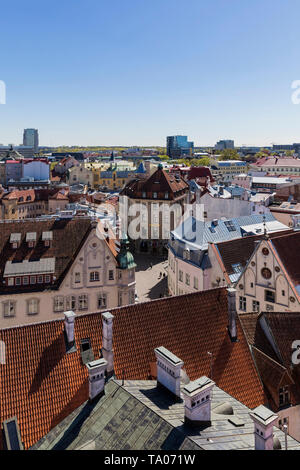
[[26, 232, 36, 248], [10, 233, 21, 249], [42, 231, 53, 247]]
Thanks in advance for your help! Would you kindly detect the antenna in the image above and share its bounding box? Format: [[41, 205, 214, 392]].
[[283, 424, 288, 450], [207, 352, 213, 380]]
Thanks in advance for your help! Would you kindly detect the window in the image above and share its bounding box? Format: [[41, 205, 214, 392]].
[[108, 270, 114, 281], [54, 296, 64, 312], [224, 220, 237, 232], [97, 293, 107, 309], [252, 300, 260, 313], [3, 301, 16, 317], [239, 296, 246, 311], [265, 290, 275, 303], [186, 274, 190, 286], [142, 191, 146, 198], [78, 294, 88, 310], [153, 192, 157, 199], [232, 263, 242, 274], [37, 275, 43, 283], [75, 272, 81, 283], [15, 277, 21, 286], [90, 271, 99, 282], [179, 270, 183, 282], [30, 276, 36, 284], [23, 276, 29, 285], [194, 277, 198, 290], [165, 192, 169, 199], [27, 298, 39, 315], [279, 387, 290, 407], [118, 292, 122, 306], [66, 295, 76, 311]]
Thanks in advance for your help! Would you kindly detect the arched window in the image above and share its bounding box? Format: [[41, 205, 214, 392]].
[[90, 271, 99, 282]]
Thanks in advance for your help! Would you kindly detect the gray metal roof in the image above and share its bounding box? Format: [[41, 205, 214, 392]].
[[30, 379, 300, 451], [9, 233, 21, 243], [26, 232, 37, 241], [4, 258, 55, 277], [171, 213, 287, 250]]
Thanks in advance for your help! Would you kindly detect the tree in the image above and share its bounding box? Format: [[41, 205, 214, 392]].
[[218, 149, 240, 160]]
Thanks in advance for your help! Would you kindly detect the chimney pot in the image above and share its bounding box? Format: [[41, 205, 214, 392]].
[[64, 310, 76, 345], [154, 346, 184, 400], [86, 358, 107, 401], [227, 288, 237, 341], [102, 311, 114, 376], [249, 405, 278, 450], [182, 376, 215, 426]]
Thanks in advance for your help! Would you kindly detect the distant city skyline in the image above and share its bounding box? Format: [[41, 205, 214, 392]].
[[1, 0, 300, 147]]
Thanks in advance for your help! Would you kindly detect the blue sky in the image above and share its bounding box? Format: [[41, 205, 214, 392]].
[[1, 0, 300, 147]]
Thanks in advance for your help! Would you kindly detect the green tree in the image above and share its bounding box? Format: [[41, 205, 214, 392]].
[[218, 149, 240, 160]]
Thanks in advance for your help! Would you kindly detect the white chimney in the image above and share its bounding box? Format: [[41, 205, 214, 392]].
[[64, 311, 76, 345], [154, 346, 184, 400], [86, 358, 107, 401], [249, 405, 278, 450], [182, 376, 215, 426], [227, 288, 237, 341], [102, 311, 114, 376]]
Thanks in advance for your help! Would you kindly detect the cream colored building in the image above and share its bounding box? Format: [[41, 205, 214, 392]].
[[0, 217, 136, 328], [236, 232, 300, 314]]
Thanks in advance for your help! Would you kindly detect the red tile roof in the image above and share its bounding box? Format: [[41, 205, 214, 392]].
[[120, 167, 189, 200], [0, 288, 266, 449]]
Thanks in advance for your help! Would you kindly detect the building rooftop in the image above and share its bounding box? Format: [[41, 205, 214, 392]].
[[0, 288, 266, 449], [30, 379, 300, 451], [171, 213, 289, 251]]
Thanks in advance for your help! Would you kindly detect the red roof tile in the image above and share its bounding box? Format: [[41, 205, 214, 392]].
[[0, 288, 266, 449]]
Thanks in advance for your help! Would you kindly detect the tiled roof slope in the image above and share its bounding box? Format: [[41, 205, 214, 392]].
[[0, 218, 92, 294], [214, 230, 292, 277], [239, 312, 300, 409], [271, 232, 300, 288], [0, 288, 266, 449]]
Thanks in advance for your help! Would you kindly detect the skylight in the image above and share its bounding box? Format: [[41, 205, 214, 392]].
[[224, 220, 237, 232]]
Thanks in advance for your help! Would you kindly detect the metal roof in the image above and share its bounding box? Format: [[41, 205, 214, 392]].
[[10, 233, 21, 243], [26, 232, 37, 241], [4, 258, 55, 277], [172, 213, 283, 250]]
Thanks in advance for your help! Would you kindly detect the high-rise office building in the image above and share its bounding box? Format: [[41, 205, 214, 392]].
[[215, 139, 234, 150], [166, 135, 194, 158], [23, 128, 39, 153]]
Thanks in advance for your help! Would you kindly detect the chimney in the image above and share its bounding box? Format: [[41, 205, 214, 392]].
[[86, 358, 107, 401], [154, 346, 184, 401], [249, 405, 278, 450], [64, 311, 76, 349], [227, 288, 237, 342], [102, 311, 114, 376], [182, 376, 215, 426]]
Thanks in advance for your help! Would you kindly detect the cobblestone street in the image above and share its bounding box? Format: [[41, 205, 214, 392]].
[[134, 254, 169, 302]]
